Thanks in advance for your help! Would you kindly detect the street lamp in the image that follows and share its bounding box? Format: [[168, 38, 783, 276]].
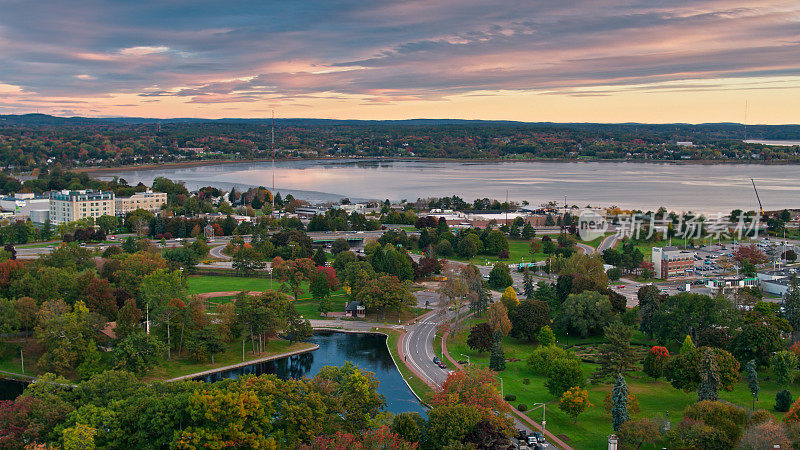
[[460, 353, 470, 365], [533, 402, 547, 433]]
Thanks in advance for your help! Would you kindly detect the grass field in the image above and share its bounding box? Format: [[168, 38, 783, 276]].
[[447, 316, 796, 449], [145, 338, 314, 381]]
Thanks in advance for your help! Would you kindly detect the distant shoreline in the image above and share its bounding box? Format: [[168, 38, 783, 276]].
[[76, 156, 800, 174]]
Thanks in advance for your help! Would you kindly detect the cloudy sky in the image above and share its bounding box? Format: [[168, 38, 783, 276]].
[[1, 0, 799, 123]]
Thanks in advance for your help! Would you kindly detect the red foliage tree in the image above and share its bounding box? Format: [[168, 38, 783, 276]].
[[733, 245, 769, 265]]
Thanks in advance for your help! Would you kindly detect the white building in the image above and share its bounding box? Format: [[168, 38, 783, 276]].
[[49, 190, 115, 225], [115, 190, 167, 216]]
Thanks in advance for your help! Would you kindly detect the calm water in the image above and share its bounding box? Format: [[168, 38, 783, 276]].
[[0, 332, 426, 415], [195, 331, 427, 415], [100, 159, 800, 212]]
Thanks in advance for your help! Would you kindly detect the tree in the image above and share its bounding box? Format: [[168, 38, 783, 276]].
[[509, 300, 551, 342], [733, 245, 769, 266], [643, 346, 670, 380], [652, 293, 733, 345], [738, 419, 793, 450], [618, 418, 660, 450], [115, 298, 142, 341], [680, 334, 695, 354], [489, 331, 506, 371], [730, 322, 783, 367], [309, 269, 331, 301], [522, 270, 534, 299], [746, 359, 760, 409], [664, 346, 740, 393], [63, 423, 97, 450], [391, 412, 423, 444], [545, 358, 584, 397], [312, 247, 327, 266], [486, 302, 512, 336], [232, 246, 265, 276], [331, 238, 350, 255], [500, 286, 518, 313], [272, 257, 316, 301], [522, 222, 535, 239], [285, 304, 313, 343], [596, 321, 637, 380], [555, 290, 613, 337], [538, 326, 556, 347], [488, 263, 513, 290], [559, 387, 592, 424], [35, 300, 103, 375], [355, 275, 416, 321], [637, 285, 664, 339], [697, 347, 721, 401], [776, 390, 793, 412], [113, 332, 165, 374], [785, 279, 800, 342], [467, 323, 494, 353], [771, 351, 797, 387], [140, 269, 186, 359], [611, 373, 630, 431]]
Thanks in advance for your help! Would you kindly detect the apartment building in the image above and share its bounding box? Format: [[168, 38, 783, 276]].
[[115, 190, 167, 216], [652, 246, 695, 280], [49, 190, 115, 225]]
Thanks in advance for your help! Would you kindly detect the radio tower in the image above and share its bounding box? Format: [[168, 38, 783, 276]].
[[271, 110, 275, 217]]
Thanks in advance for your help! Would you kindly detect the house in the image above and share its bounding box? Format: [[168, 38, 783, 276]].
[[344, 300, 366, 318]]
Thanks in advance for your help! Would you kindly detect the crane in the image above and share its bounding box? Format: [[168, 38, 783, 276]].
[[751, 178, 765, 216]]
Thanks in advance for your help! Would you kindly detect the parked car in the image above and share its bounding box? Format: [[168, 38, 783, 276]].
[[433, 356, 441, 365], [531, 432, 545, 443]]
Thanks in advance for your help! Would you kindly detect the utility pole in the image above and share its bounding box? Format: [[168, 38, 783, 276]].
[[271, 110, 275, 219]]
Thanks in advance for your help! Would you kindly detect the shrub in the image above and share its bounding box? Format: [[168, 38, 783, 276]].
[[504, 395, 516, 402], [776, 390, 793, 412], [517, 404, 528, 412], [526, 345, 576, 376], [748, 410, 775, 426], [522, 378, 530, 385], [683, 400, 747, 444]]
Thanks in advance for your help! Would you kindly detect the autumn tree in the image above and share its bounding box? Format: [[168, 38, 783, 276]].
[[559, 387, 592, 424], [643, 346, 670, 380], [140, 269, 186, 359], [467, 323, 494, 353], [272, 257, 317, 301], [486, 302, 512, 336]]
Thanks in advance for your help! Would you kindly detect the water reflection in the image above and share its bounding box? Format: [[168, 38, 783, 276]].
[[195, 331, 427, 416]]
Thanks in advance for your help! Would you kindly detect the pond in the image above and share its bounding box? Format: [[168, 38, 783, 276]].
[[194, 331, 427, 416], [0, 332, 428, 416]]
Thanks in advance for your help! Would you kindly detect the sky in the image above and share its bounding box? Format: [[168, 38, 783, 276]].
[[1, 0, 799, 123]]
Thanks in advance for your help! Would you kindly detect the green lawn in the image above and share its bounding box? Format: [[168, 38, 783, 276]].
[[146, 338, 314, 381], [447, 317, 797, 449], [187, 275, 273, 294]]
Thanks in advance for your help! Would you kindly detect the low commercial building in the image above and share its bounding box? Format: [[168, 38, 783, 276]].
[[115, 190, 167, 216], [705, 277, 759, 290], [50, 189, 115, 225], [652, 246, 695, 280], [757, 268, 799, 297]]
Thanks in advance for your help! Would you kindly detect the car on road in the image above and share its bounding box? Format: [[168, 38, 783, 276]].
[[616, 285, 625, 288]]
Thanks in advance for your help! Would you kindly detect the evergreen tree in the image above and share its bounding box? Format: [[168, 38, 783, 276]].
[[697, 347, 720, 401], [313, 247, 327, 266], [611, 373, 630, 431], [596, 321, 637, 380], [489, 331, 506, 371], [523, 270, 535, 299], [680, 335, 695, 355], [522, 222, 535, 239], [41, 218, 52, 240], [746, 359, 760, 409]]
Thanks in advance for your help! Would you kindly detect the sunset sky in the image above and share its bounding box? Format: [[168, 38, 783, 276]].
[[1, 0, 799, 123]]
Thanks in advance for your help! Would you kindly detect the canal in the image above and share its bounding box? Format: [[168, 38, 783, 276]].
[[1, 331, 426, 415]]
